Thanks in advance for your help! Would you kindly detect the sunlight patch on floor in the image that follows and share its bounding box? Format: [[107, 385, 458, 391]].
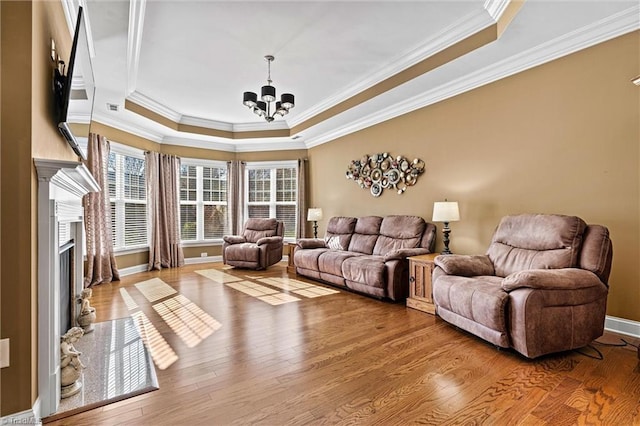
[[153, 294, 222, 348], [135, 278, 177, 303], [196, 269, 340, 305], [119, 287, 139, 310], [259, 293, 301, 305], [122, 279, 223, 369], [131, 310, 178, 370], [195, 269, 243, 283], [226, 281, 280, 297]]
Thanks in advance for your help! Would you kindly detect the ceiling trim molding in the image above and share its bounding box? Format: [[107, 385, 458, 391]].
[[179, 115, 234, 132], [126, 0, 147, 95], [288, 8, 496, 128], [127, 91, 182, 123], [304, 4, 639, 148], [484, 0, 513, 21], [93, 111, 164, 143], [162, 136, 237, 152], [161, 136, 306, 153]]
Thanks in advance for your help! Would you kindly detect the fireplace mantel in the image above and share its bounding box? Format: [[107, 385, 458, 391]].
[[34, 158, 99, 418]]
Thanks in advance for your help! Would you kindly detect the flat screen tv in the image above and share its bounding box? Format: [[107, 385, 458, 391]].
[[54, 6, 94, 160]]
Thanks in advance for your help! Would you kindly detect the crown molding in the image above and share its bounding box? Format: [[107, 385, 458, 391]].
[[288, 8, 495, 128], [233, 140, 307, 153], [127, 91, 183, 123], [231, 121, 290, 132], [93, 111, 164, 142], [304, 5, 640, 148], [128, 92, 293, 134], [180, 115, 234, 132], [484, 0, 512, 21], [161, 136, 305, 153], [162, 136, 237, 152], [127, 0, 147, 95]]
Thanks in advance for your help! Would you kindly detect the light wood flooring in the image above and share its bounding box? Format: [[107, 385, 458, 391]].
[[46, 261, 640, 425]]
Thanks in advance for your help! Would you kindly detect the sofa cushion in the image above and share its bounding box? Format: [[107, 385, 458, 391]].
[[243, 218, 278, 243], [342, 255, 386, 289], [294, 248, 328, 271], [373, 215, 424, 255], [325, 217, 357, 252], [433, 275, 507, 333], [318, 251, 361, 276], [347, 216, 383, 254], [225, 243, 260, 263], [487, 214, 587, 277]]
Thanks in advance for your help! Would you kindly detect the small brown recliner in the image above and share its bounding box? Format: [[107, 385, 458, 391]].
[[432, 214, 613, 359], [222, 218, 284, 270]]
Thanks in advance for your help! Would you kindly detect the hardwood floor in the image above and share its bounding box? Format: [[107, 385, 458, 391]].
[[46, 262, 640, 425]]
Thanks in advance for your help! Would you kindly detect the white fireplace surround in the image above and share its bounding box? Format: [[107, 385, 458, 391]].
[[35, 159, 99, 419]]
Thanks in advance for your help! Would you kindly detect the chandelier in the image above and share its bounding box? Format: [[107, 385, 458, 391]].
[[242, 55, 295, 122]]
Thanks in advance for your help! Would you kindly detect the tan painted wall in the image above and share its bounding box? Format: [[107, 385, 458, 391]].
[[1, 0, 79, 415], [308, 31, 640, 322]]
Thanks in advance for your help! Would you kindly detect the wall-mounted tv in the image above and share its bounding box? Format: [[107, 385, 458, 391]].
[[54, 5, 94, 161]]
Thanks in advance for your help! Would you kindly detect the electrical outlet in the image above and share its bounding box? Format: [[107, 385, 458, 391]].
[[200, 252, 207, 257], [0, 339, 9, 368]]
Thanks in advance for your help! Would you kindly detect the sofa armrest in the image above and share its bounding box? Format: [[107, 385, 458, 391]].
[[501, 268, 604, 292], [383, 248, 431, 262], [434, 255, 495, 277], [223, 235, 246, 244], [256, 236, 283, 246], [296, 238, 327, 249]]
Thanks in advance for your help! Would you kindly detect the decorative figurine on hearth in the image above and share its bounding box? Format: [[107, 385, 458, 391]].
[[77, 288, 96, 333], [60, 326, 85, 398]]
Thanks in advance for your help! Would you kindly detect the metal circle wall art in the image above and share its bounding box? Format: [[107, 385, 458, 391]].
[[345, 152, 425, 196]]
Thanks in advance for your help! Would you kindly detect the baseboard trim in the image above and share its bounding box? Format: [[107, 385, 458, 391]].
[[605, 315, 640, 338], [118, 256, 224, 276], [184, 255, 222, 265], [117, 264, 148, 277]]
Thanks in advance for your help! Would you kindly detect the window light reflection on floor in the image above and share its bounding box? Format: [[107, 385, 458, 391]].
[[135, 278, 178, 303], [130, 310, 179, 370], [152, 295, 222, 348]]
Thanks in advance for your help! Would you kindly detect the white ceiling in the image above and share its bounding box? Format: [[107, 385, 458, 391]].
[[64, 0, 639, 151]]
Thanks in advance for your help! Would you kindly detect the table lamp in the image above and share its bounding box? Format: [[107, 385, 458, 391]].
[[307, 208, 323, 238], [432, 201, 460, 254]]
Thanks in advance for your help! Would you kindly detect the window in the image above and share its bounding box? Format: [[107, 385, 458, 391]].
[[107, 144, 148, 251], [179, 159, 228, 242], [245, 161, 297, 240]]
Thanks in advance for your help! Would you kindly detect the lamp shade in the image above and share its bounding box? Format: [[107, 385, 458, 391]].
[[307, 208, 323, 221], [432, 201, 460, 222]]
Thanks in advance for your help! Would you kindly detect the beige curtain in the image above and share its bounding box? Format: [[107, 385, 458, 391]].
[[146, 152, 184, 270], [227, 160, 245, 235], [83, 133, 120, 286], [297, 158, 308, 238]]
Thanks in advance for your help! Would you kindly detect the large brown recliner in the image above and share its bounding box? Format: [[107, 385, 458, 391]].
[[432, 214, 613, 359], [222, 218, 284, 270]]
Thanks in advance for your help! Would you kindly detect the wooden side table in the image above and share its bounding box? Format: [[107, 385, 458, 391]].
[[407, 253, 439, 314], [286, 242, 297, 274]]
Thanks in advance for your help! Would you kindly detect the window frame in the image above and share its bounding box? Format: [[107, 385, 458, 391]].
[[244, 160, 298, 242], [108, 142, 148, 254], [179, 158, 229, 245]]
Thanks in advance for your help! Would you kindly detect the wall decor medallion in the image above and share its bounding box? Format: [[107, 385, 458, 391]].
[[346, 152, 425, 196]]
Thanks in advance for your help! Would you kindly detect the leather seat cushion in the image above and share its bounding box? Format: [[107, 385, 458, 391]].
[[341, 256, 386, 289], [433, 275, 508, 333]]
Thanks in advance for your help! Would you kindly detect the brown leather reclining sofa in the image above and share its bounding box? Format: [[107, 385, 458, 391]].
[[294, 215, 436, 301], [432, 214, 613, 359]]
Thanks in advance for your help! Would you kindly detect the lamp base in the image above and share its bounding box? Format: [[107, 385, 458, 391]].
[[312, 221, 318, 239], [442, 222, 452, 255]]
